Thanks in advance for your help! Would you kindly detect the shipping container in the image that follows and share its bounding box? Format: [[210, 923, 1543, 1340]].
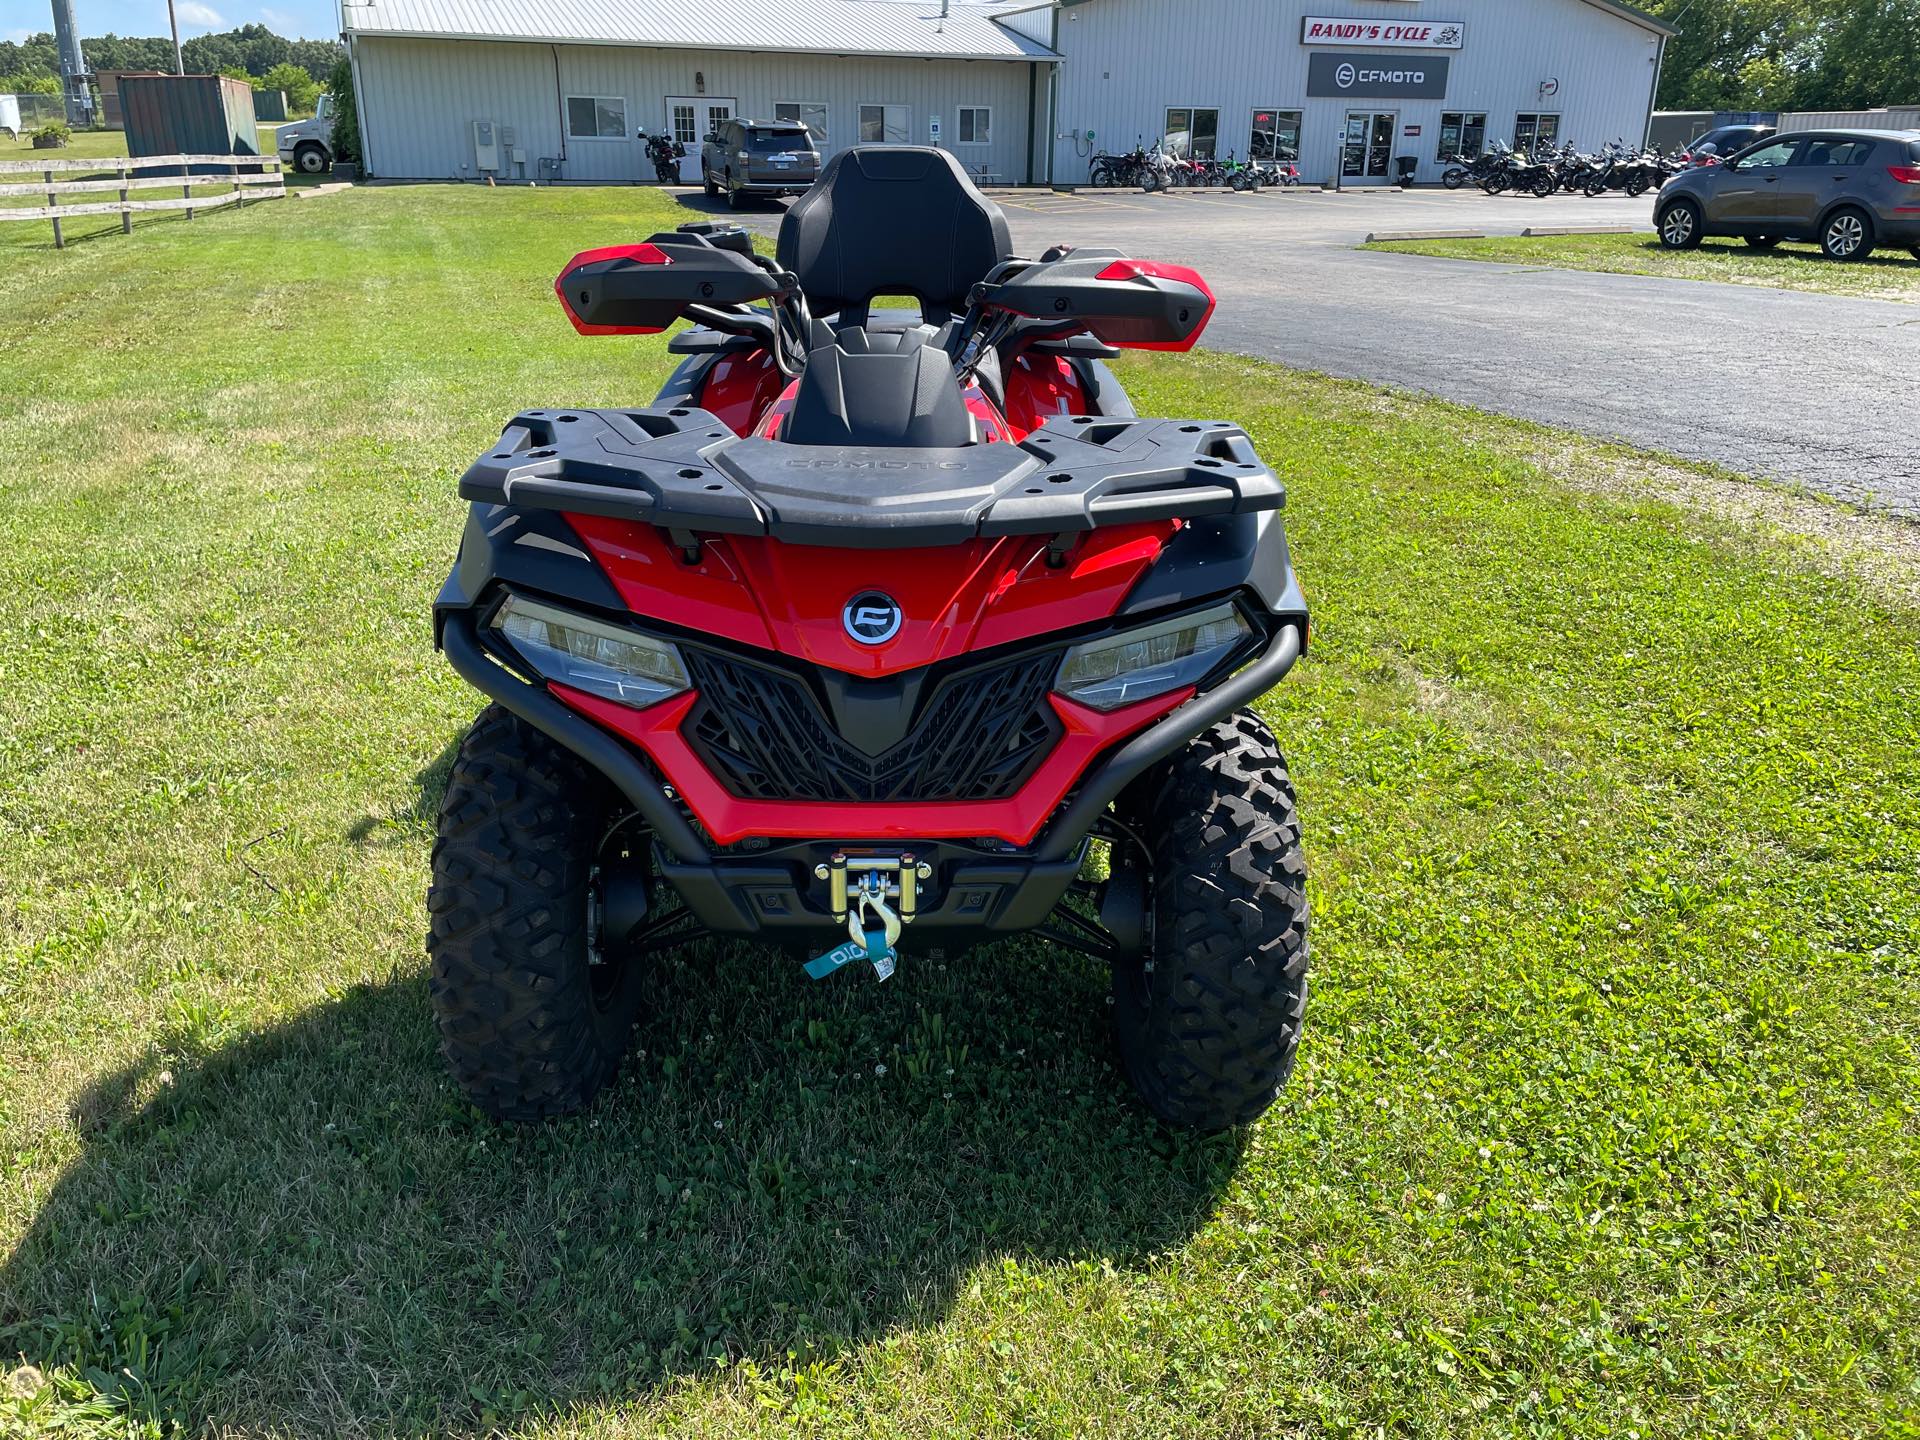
[[122, 74, 264, 171], [96, 69, 166, 129]]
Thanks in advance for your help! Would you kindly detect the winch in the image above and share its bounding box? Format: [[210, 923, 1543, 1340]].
[[803, 851, 931, 981]]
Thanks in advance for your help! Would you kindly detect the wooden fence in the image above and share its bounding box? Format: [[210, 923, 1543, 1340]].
[[0, 153, 285, 248]]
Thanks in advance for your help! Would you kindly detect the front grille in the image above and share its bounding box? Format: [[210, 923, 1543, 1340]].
[[683, 647, 1061, 803]]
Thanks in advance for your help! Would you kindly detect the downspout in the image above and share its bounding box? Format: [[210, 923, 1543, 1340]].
[[552, 44, 570, 168], [1643, 32, 1667, 148], [1025, 59, 1038, 185], [1045, 4, 1060, 186]]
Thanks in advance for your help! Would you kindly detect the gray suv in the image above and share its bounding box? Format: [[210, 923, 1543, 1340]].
[[701, 119, 820, 208], [1655, 129, 1920, 261]]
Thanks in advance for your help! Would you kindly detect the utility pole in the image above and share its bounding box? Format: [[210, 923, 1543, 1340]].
[[50, 0, 96, 127], [168, 0, 184, 73]]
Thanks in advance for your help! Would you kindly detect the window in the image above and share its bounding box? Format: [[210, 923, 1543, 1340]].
[[1513, 113, 1560, 151], [858, 104, 909, 144], [1733, 138, 1800, 169], [958, 106, 991, 145], [1802, 137, 1873, 166], [1438, 111, 1487, 161], [1164, 107, 1219, 160], [747, 126, 808, 154], [775, 101, 828, 145], [567, 95, 628, 141], [671, 104, 696, 146], [1250, 108, 1301, 162]]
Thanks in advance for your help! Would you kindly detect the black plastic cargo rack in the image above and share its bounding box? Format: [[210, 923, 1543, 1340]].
[[458, 406, 1287, 550]]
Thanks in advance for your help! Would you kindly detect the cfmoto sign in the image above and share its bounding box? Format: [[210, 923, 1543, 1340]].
[[1307, 52, 1451, 99]]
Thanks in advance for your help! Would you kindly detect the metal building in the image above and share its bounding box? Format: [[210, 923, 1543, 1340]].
[[1028, 0, 1672, 186], [342, 0, 1670, 186], [343, 0, 1056, 183]]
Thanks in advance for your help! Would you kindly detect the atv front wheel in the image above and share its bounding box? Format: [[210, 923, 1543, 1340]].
[[1112, 710, 1309, 1130], [427, 705, 645, 1119]]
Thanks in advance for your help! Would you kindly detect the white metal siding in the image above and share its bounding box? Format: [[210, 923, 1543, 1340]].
[[1777, 109, 1920, 133], [1045, 0, 1664, 185], [356, 36, 1040, 183]]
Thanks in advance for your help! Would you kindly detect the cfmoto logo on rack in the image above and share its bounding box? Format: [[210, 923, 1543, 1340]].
[[843, 591, 903, 645]]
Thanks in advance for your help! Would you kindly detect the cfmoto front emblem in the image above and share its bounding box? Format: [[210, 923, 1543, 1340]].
[[843, 591, 903, 646]]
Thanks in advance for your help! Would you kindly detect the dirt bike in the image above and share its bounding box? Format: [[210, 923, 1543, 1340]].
[[429, 147, 1311, 1131]]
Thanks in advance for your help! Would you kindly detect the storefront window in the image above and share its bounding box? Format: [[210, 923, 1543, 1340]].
[[1164, 107, 1220, 160], [1250, 108, 1302, 162], [1438, 112, 1486, 160], [1514, 113, 1561, 151]]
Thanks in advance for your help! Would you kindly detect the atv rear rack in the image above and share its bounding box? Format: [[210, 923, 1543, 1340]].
[[458, 406, 1287, 550]]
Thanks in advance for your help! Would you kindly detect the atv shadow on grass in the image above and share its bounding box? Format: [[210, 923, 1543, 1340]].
[[1, 941, 1241, 1435]]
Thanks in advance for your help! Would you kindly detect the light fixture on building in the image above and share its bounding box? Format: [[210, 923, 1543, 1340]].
[[695, 71, 705, 95]]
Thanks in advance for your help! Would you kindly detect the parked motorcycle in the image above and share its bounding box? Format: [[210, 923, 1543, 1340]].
[[1088, 143, 1147, 188], [641, 130, 685, 185]]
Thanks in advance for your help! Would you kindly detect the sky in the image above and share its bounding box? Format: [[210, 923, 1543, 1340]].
[[1, 0, 339, 45]]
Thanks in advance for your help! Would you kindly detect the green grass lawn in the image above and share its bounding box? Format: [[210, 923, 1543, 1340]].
[[1365, 230, 1920, 303], [3, 183, 1919, 1439]]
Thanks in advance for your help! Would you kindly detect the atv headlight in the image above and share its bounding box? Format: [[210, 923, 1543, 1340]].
[[492, 595, 689, 709], [1055, 603, 1253, 712]]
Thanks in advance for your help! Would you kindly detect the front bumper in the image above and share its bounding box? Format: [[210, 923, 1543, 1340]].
[[438, 608, 1303, 931], [659, 841, 1084, 941]]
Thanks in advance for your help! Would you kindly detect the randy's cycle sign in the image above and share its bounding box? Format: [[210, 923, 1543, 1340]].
[[1306, 52, 1452, 99], [1301, 17, 1465, 49]]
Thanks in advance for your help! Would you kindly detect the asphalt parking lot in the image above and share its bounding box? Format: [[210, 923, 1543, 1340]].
[[691, 185, 1920, 514]]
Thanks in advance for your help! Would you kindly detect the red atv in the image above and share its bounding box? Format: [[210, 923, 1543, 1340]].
[[430, 148, 1309, 1130]]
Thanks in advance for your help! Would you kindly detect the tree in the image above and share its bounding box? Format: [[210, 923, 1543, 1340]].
[[1791, 0, 1920, 109], [1641, 0, 1919, 112], [324, 56, 360, 164], [262, 61, 319, 113]]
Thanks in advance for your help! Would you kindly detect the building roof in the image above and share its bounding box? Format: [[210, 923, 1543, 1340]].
[[1003, 0, 1675, 37], [339, 0, 1060, 60]]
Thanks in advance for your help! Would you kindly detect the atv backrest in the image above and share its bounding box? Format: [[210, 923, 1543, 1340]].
[[554, 235, 787, 335], [978, 248, 1216, 352], [776, 146, 1012, 321]]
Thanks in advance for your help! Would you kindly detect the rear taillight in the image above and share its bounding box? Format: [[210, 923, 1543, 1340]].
[[1888, 164, 1920, 185]]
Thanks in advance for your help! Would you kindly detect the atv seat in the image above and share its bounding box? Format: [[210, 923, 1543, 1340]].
[[776, 146, 1013, 324]]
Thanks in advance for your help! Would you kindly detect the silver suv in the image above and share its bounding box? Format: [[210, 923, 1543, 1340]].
[[701, 119, 819, 209], [1655, 129, 1920, 261]]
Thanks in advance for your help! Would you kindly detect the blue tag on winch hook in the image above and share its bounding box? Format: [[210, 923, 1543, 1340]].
[[804, 930, 896, 982]]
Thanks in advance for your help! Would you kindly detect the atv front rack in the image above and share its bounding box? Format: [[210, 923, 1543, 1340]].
[[458, 406, 1287, 549]]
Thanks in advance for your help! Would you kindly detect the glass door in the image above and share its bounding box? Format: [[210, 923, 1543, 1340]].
[[664, 96, 734, 182], [1342, 111, 1395, 181]]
